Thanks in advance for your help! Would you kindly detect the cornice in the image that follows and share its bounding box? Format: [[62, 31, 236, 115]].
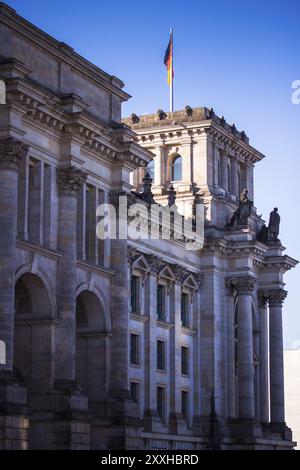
[[0, 4, 129, 100]]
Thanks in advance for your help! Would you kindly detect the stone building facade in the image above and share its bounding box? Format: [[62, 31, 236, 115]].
[[0, 3, 298, 450]]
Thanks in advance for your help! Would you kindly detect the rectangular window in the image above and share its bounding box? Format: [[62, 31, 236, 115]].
[[181, 346, 189, 375], [157, 340, 166, 371], [130, 381, 140, 404], [130, 333, 140, 365], [157, 285, 166, 321], [181, 390, 189, 422], [131, 275, 139, 313], [157, 386, 166, 422], [181, 293, 190, 327]]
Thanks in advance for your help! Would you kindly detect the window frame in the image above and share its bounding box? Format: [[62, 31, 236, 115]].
[[130, 332, 140, 367], [171, 154, 182, 182], [181, 345, 190, 376]]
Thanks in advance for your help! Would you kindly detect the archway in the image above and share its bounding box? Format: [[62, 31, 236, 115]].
[[14, 272, 54, 448], [75, 289, 110, 449]]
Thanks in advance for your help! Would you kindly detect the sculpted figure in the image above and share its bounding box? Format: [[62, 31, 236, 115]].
[[268, 207, 280, 241]]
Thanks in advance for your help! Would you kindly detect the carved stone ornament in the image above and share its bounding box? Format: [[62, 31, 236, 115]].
[[268, 289, 287, 307], [127, 246, 138, 265], [257, 291, 268, 308], [225, 275, 256, 294], [185, 105, 193, 117], [173, 266, 189, 284], [147, 255, 166, 275], [57, 166, 87, 196], [0, 137, 29, 170], [131, 113, 140, 124]]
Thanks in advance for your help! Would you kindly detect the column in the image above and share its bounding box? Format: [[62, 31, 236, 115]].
[[231, 156, 239, 198], [17, 150, 29, 240], [220, 149, 228, 192], [231, 276, 255, 420], [246, 164, 254, 201], [28, 159, 44, 245], [0, 137, 29, 450], [154, 146, 163, 187], [143, 269, 158, 429], [169, 276, 182, 431], [268, 289, 287, 424], [0, 137, 28, 371], [225, 280, 236, 418], [55, 165, 86, 382], [213, 143, 219, 187], [258, 291, 269, 423]]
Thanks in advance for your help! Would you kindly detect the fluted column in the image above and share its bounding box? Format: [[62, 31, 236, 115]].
[[229, 276, 256, 420], [231, 156, 239, 198], [268, 289, 287, 424], [55, 166, 86, 382], [258, 291, 269, 423], [0, 137, 28, 371], [143, 268, 158, 427], [225, 280, 236, 418], [220, 149, 228, 192]]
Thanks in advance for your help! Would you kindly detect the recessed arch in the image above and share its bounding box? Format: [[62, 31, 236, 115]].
[[170, 154, 182, 181], [15, 263, 57, 319]]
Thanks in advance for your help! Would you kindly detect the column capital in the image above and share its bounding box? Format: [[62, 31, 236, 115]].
[[0, 137, 29, 170], [225, 275, 256, 294], [57, 166, 87, 196], [268, 289, 287, 307], [257, 290, 268, 308]]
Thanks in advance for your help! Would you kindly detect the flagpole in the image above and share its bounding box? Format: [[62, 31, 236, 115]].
[[170, 27, 174, 112]]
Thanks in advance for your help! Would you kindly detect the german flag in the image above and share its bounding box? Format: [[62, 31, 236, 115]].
[[164, 30, 174, 86]]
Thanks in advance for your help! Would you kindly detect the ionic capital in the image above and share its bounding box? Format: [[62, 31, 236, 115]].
[[0, 137, 29, 170]]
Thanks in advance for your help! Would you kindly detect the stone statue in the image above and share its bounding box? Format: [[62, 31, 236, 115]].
[[141, 172, 155, 204], [167, 184, 176, 207], [228, 188, 253, 227], [268, 207, 280, 241]]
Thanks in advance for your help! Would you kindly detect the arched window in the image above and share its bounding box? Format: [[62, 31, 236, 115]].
[[147, 160, 154, 180], [171, 155, 182, 181]]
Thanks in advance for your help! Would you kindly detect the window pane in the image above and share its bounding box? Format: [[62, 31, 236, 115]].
[[157, 386, 166, 422], [157, 285, 165, 320], [171, 155, 182, 181], [131, 275, 139, 313], [181, 346, 189, 375], [130, 382, 139, 403], [130, 333, 139, 365], [181, 293, 189, 327], [181, 390, 189, 422], [157, 340, 166, 370]]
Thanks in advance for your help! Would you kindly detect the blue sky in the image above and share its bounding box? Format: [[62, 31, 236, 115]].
[[5, 0, 300, 347]]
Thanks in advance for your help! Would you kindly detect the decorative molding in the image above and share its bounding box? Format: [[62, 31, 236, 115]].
[[56, 166, 87, 196], [268, 289, 287, 307], [257, 290, 268, 308], [0, 137, 29, 170], [225, 275, 256, 294]]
